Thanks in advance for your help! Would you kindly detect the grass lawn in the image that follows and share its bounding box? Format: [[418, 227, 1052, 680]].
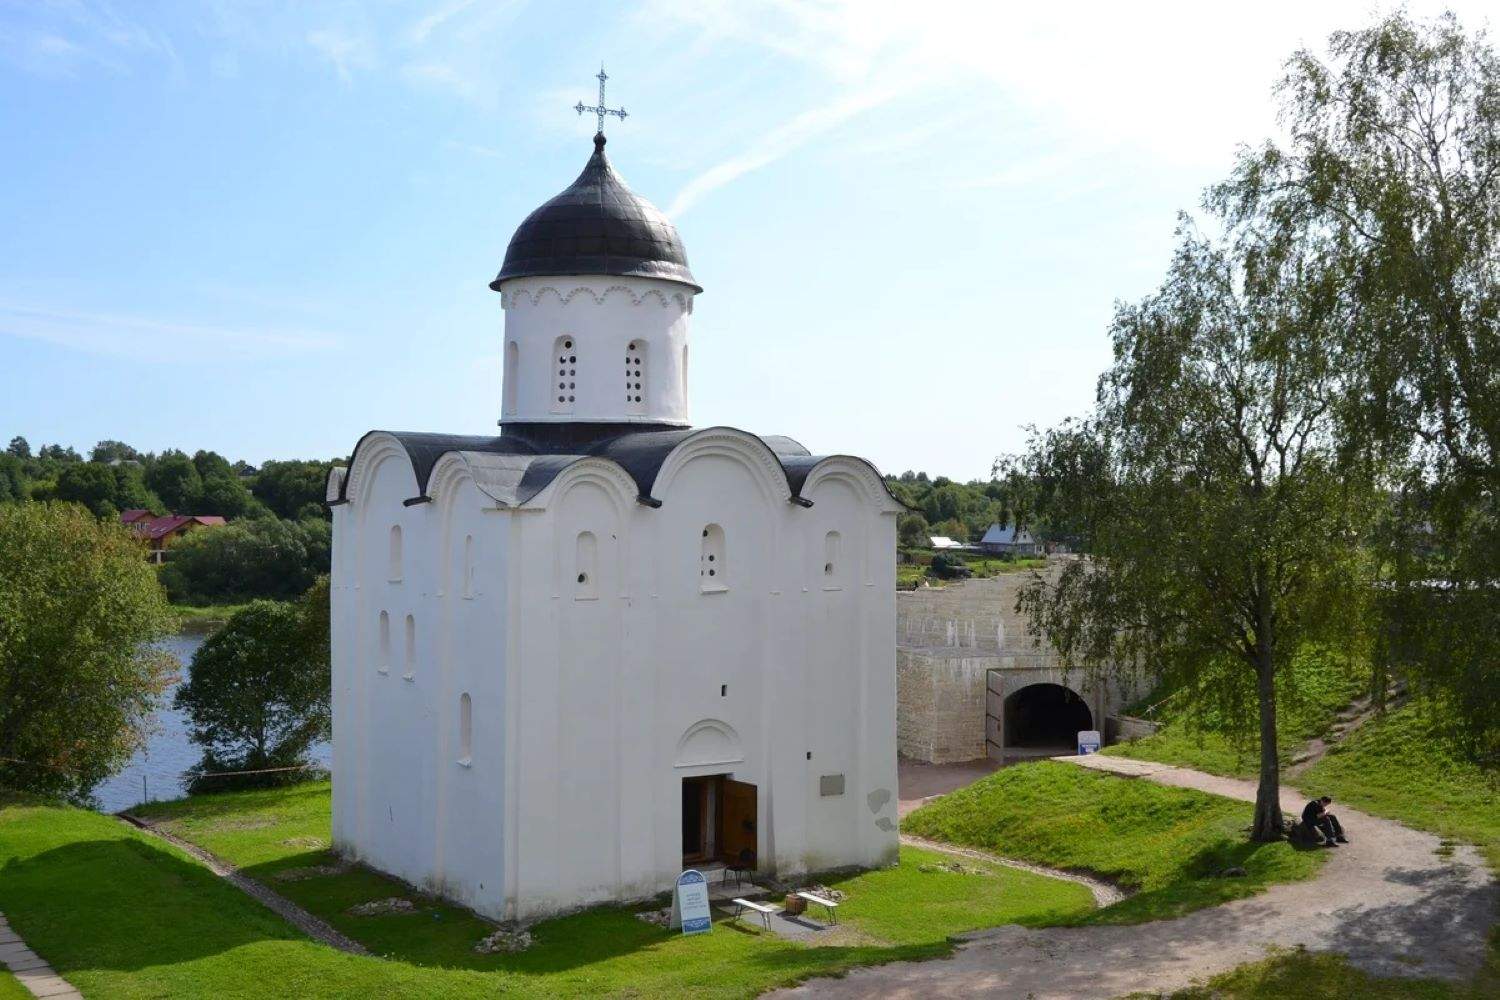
[[0, 971, 31, 1000], [2, 788, 1091, 999], [903, 760, 1324, 924], [1104, 644, 1369, 778]]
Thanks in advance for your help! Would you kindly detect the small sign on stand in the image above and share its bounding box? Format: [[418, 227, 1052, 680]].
[[669, 869, 712, 935], [1077, 730, 1102, 755]]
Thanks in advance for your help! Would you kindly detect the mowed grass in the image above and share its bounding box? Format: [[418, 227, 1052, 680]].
[[0, 971, 31, 1000], [903, 761, 1324, 924], [138, 781, 1089, 969], [2, 788, 1091, 999], [1105, 645, 1369, 778], [1300, 704, 1500, 872]]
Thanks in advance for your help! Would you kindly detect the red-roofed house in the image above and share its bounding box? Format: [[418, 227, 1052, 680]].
[[121, 512, 227, 563]]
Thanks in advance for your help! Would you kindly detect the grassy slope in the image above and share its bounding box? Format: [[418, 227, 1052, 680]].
[[1300, 704, 1500, 870], [0, 972, 30, 1000], [903, 761, 1324, 924], [1105, 645, 1369, 777], [4, 790, 1089, 999], [1111, 684, 1499, 998]]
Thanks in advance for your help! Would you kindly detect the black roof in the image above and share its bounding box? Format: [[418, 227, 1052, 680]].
[[490, 134, 700, 293], [335, 423, 906, 511]]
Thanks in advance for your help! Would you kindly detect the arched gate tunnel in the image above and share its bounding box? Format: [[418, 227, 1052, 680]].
[[1001, 682, 1094, 749]]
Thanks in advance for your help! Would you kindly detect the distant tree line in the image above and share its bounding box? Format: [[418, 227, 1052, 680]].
[[2, 435, 341, 604], [883, 472, 1037, 550]]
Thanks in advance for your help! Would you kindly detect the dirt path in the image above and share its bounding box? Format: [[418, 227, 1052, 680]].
[[771, 755, 1496, 999]]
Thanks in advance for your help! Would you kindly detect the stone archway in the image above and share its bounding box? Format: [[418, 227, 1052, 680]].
[[1002, 682, 1094, 750]]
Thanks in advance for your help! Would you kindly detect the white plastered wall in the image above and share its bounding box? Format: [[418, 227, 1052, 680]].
[[333, 435, 900, 923], [499, 276, 694, 426]]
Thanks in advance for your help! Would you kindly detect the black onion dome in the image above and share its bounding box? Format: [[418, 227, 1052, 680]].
[[491, 134, 699, 293]]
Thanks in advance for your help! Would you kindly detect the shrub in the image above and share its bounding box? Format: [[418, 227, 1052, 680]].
[[158, 516, 330, 604], [175, 588, 330, 793]]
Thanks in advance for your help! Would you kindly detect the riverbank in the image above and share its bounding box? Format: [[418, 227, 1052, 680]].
[[171, 603, 249, 631]]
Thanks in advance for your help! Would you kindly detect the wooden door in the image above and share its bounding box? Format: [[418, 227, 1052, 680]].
[[721, 779, 758, 865]]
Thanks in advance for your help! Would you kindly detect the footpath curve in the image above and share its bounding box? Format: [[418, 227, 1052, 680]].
[[771, 755, 1496, 999]]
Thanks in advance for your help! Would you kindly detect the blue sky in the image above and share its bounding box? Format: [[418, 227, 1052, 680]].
[[1, 1, 1489, 479]]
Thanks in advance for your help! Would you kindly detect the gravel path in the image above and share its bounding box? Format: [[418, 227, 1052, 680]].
[[771, 755, 1496, 999]]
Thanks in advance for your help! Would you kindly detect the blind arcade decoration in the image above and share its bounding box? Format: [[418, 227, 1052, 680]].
[[670, 869, 712, 935]]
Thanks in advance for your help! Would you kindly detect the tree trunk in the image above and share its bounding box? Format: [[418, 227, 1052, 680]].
[[1251, 661, 1284, 841]]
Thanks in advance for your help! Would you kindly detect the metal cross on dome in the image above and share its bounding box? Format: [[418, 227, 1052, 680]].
[[575, 64, 627, 135]]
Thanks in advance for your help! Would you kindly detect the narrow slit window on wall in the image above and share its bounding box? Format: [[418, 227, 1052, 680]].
[[403, 614, 416, 680], [575, 531, 598, 599], [699, 524, 727, 592], [458, 693, 472, 766], [462, 534, 475, 598], [388, 524, 403, 582], [681, 343, 689, 399], [625, 340, 646, 414], [552, 335, 577, 414], [377, 611, 390, 674], [503, 341, 519, 416], [823, 530, 842, 587]]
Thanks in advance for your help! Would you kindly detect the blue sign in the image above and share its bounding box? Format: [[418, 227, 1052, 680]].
[[670, 869, 712, 935], [1077, 730, 1102, 755]]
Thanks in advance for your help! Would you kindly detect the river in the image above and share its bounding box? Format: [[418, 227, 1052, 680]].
[[92, 630, 332, 814]]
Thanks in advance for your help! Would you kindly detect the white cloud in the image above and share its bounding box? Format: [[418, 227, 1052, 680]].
[[306, 25, 375, 83], [648, 0, 1497, 213], [0, 302, 343, 360]]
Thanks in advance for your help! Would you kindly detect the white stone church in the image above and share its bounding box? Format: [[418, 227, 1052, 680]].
[[325, 130, 902, 922]]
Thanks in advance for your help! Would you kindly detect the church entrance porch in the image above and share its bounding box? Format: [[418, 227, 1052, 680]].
[[681, 775, 757, 871]]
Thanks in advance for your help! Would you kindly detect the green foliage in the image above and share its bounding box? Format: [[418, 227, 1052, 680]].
[[929, 552, 971, 580], [0, 503, 174, 800], [52, 462, 161, 519], [252, 459, 335, 520], [158, 517, 330, 604], [174, 597, 330, 793], [6, 436, 30, 459], [144, 450, 203, 512], [37, 444, 79, 463], [885, 472, 1025, 545], [89, 440, 140, 463], [904, 761, 1324, 924], [1217, 10, 1500, 763], [897, 512, 931, 547], [0, 454, 26, 503], [1107, 644, 1371, 777], [1014, 200, 1377, 838]]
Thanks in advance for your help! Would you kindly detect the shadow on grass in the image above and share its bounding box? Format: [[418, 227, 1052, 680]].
[[0, 839, 305, 974], [1071, 836, 1321, 926]]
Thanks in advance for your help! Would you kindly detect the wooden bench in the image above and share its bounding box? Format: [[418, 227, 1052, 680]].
[[795, 891, 839, 924], [732, 898, 776, 930]]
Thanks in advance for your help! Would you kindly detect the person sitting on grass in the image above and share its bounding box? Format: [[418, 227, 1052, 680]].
[[1301, 795, 1348, 847]]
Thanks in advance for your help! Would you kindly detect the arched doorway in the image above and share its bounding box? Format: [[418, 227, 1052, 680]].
[[1003, 683, 1093, 750]]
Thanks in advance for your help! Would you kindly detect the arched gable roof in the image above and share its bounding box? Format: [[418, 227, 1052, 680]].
[[332, 422, 906, 511]]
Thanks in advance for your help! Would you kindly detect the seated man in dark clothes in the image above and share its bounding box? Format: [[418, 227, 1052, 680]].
[[1302, 795, 1348, 846]]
